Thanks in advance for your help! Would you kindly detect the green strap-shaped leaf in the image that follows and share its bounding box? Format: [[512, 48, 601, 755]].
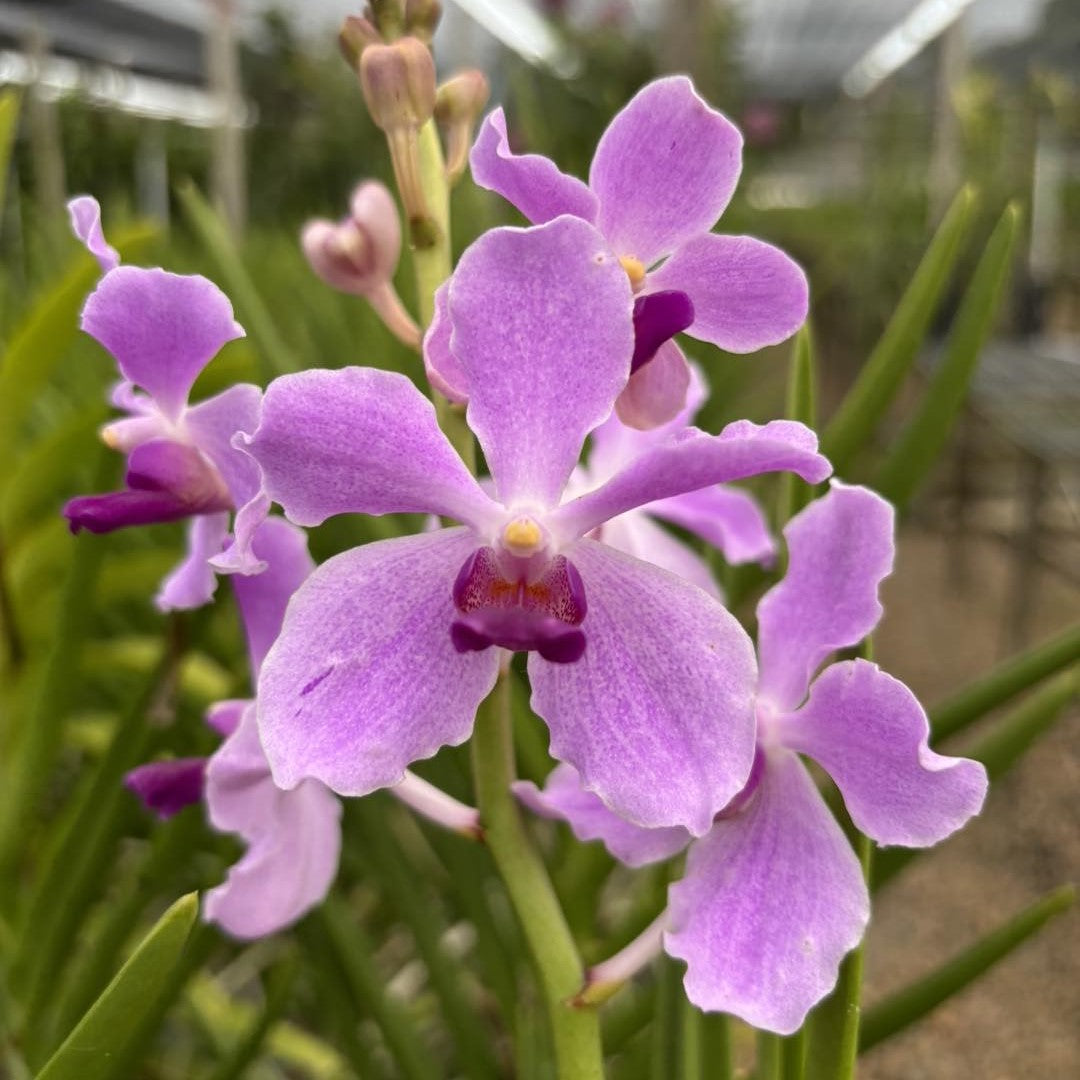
[[0, 90, 21, 216], [875, 201, 1021, 510], [859, 884, 1075, 1052], [35, 893, 199, 1080], [0, 225, 157, 469], [874, 669, 1077, 889], [777, 324, 818, 530], [175, 180, 295, 381], [821, 187, 976, 475], [931, 622, 1080, 741]]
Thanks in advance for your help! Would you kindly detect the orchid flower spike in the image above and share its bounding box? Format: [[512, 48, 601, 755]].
[[516, 483, 988, 1033], [62, 196, 263, 610], [569, 362, 776, 598], [235, 215, 830, 837], [301, 181, 421, 349], [126, 516, 479, 940], [444, 76, 807, 428]]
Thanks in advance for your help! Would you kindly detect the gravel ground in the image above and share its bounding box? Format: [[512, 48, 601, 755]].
[[860, 526, 1079, 1079]]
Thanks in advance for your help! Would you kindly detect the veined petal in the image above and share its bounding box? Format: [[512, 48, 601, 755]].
[[776, 661, 988, 847], [514, 763, 690, 867], [448, 217, 634, 507], [666, 749, 869, 1034], [589, 76, 742, 266], [550, 420, 830, 543], [422, 282, 469, 403], [648, 485, 775, 567], [469, 108, 599, 226], [81, 266, 244, 422], [258, 528, 500, 794], [183, 383, 263, 507], [156, 511, 230, 611], [597, 510, 719, 596], [68, 195, 120, 272], [528, 539, 756, 835], [245, 367, 499, 531], [648, 234, 808, 353], [232, 517, 314, 675], [757, 484, 893, 713], [204, 704, 341, 939], [614, 340, 692, 431]]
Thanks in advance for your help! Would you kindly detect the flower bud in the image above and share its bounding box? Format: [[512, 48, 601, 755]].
[[404, 0, 442, 44], [301, 181, 420, 349], [434, 69, 490, 184], [360, 37, 437, 233], [338, 15, 382, 68]]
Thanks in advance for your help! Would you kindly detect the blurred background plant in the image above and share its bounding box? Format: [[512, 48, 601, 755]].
[[0, 1, 1077, 1078]]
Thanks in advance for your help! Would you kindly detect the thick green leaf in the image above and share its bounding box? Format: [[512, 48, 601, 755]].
[[175, 180, 294, 380], [874, 669, 1077, 888], [804, 832, 872, 1080], [0, 90, 20, 216], [0, 226, 157, 468], [821, 187, 976, 475], [35, 893, 199, 1080], [931, 622, 1080, 741], [875, 202, 1021, 510], [859, 884, 1075, 1052]]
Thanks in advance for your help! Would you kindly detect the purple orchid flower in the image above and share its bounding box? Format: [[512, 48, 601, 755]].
[[429, 76, 808, 428], [515, 484, 988, 1033], [569, 362, 775, 598], [62, 196, 263, 610], [126, 516, 480, 938], [237, 215, 830, 836]]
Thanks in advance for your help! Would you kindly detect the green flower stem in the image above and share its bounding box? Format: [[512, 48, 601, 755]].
[[700, 1013, 733, 1080], [409, 115, 474, 471], [471, 671, 605, 1080]]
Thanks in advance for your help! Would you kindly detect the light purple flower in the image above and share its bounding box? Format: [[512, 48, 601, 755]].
[[518, 484, 988, 1032], [444, 76, 808, 427], [569, 363, 775, 597], [62, 196, 262, 610], [240, 216, 829, 835]]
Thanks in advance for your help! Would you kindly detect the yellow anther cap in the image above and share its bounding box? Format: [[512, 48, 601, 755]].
[[618, 255, 647, 290], [503, 517, 543, 552]]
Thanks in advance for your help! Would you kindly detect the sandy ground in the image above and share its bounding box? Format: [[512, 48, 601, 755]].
[[860, 526, 1079, 1078]]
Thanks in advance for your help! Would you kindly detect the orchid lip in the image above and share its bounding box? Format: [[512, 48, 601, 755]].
[[451, 545, 588, 663], [631, 289, 695, 373]]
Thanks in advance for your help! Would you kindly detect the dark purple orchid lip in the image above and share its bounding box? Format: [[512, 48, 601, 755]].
[[630, 290, 695, 374], [125, 757, 207, 819], [451, 546, 588, 663]]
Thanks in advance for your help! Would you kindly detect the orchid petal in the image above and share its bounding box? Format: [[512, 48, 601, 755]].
[[589, 77, 742, 265], [514, 763, 690, 867], [258, 528, 500, 794], [777, 660, 988, 847], [550, 420, 830, 543], [529, 538, 756, 835], [204, 705, 341, 939], [81, 266, 244, 421], [245, 367, 498, 531], [614, 340, 692, 431], [156, 511, 230, 611], [469, 108, 599, 226], [448, 217, 634, 507], [649, 234, 808, 353], [68, 195, 120, 272], [597, 509, 719, 596], [666, 750, 869, 1034], [183, 383, 263, 507], [648, 485, 775, 567], [232, 517, 314, 675], [756, 484, 893, 713], [422, 282, 469, 403]]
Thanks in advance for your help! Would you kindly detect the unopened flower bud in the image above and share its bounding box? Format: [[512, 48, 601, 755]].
[[301, 181, 421, 350], [360, 37, 437, 234], [404, 0, 442, 44], [338, 15, 382, 68], [435, 69, 490, 184]]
